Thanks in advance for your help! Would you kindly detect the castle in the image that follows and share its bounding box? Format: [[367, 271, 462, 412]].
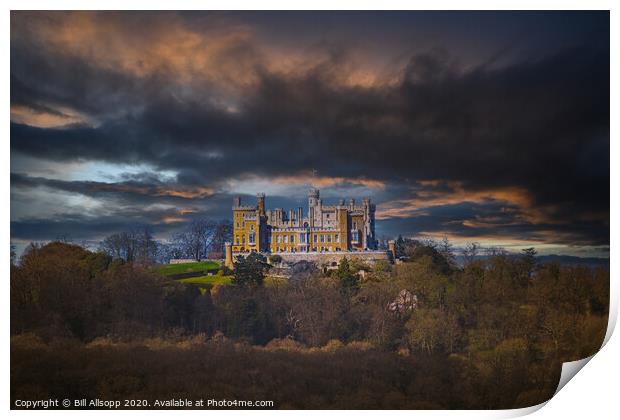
[[231, 188, 377, 254]]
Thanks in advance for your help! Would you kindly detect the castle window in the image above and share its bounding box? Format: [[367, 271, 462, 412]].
[[250, 224, 254, 231], [327, 234, 332, 242], [284, 235, 288, 244], [353, 222, 357, 229], [249, 232, 256, 244], [313, 234, 318, 242], [235, 236, 240, 245], [290, 234, 295, 243], [320, 234, 325, 243], [299, 233, 306, 243], [335, 234, 339, 242], [242, 235, 246, 244]]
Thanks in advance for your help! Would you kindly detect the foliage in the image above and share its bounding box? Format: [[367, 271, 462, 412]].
[[394, 236, 454, 274], [334, 257, 359, 294], [233, 251, 268, 287], [180, 274, 233, 286], [10, 241, 610, 409]]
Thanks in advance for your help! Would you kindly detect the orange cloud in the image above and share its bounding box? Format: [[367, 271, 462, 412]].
[[270, 172, 386, 189], [10, 104, 92, 128], [154, 187, 214, 199], [84, 182, 214, 199], [158, 207, 201, 224], [379, 183, 525, 216], [12, 11, 395, 100], [377, 180, 548, 223]]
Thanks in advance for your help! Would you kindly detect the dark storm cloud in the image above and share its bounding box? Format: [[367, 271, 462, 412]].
[[11, 211, 183, 241], [378, 201, 609, 247], [10, 172, 216, 205], [10, 11, 609, 251]]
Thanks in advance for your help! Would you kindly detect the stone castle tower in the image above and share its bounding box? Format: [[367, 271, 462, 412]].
[[231, 189, 376, 254]]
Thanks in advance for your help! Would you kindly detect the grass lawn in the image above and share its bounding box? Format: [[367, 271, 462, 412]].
[[155, 261, 220, 276], [264, 276, 288, 287], [179, 274, 233, 286], [180, 275, 287, 288]]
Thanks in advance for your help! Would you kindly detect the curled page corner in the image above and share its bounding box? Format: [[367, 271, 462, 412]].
[[602, 292, 618, 348], [498, 400, 549, 418], [502, 355, 596, 418], [554, 355, 595, 396]]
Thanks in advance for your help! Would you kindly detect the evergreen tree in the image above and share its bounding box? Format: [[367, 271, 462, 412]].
[[335, 257, 359, 294], [233, 252, 268, 287]]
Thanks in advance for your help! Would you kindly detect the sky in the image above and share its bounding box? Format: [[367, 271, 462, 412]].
[[10, 11, 610, 257]]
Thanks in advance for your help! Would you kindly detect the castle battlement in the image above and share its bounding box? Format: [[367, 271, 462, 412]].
[[231, 189, 377, 254]]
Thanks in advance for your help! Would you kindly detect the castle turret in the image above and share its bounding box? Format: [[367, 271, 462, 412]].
[[308, 188, 319, 207], [225, 242, 233, 269], [388, 240, 396, 261], [308, 188, 319, 227], [257, 193, 266, 216]]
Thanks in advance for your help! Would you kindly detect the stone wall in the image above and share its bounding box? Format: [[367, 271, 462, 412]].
[[234, 250, 391, 266], [169, 259, 199, 264]]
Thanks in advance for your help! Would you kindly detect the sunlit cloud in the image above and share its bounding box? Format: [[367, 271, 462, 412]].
[[10, 11, 609, 258], [10, 104, 94, 128], [222, 173, 385, 198], [377, 181, 533, 219]]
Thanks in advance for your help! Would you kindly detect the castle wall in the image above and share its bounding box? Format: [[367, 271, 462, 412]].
[[269, 250, 390, 266], [232, 189, 377, 254]]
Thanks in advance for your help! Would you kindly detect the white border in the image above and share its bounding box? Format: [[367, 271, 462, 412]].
[[3, 2, 616, 419]]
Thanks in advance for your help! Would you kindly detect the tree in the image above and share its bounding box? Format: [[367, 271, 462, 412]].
[[210, 220, 233, 258], [462, 242, 481, 265], [335, 257, 359, 294], [100, 231, 138, 262], [233, 252, 268, 287], [521, 247, 537, 277], [395, 235, 406, 258], [99, 227, 158, 265], [135, 226, 158, 266], [173, 219, 220, 261], [439, 236, 455, 266]]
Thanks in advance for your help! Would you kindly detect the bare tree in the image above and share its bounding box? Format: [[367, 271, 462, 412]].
[[135, 226, 158, 266], [462, 242, 481, 265], [100, 231, 137, 262], [174, 219, 218, 261], [100, 226, 157, 265], [486, 246, 507, 257], [439, 236, 455, 266], [210, 220, 233, 258]]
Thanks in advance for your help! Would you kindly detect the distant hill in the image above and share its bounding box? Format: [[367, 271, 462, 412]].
[[535, 254, 609, 268], [453, 254, 609, 269]]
